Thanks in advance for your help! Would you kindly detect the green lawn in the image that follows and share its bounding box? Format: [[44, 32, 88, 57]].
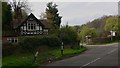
[[2, 47, 87, 68]]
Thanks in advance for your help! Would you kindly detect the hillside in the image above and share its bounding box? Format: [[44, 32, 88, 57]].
[[79, 15, 118, 37]]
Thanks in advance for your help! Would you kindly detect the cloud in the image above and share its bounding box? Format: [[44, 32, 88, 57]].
[[27, 0, 119, 2], [29, 2, 118, 26]]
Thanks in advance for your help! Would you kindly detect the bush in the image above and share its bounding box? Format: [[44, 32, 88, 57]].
[[2, 43, 19, 57], [79, 26, 96, 42], [59, 26, 79, 45], [19, 37, 39, 53], [45, 35, 61, 47], [19, 35, 61, 52], [90, 37, 111, 44]]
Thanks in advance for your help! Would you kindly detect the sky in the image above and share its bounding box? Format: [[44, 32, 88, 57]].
[[28, 2, 118, 26]]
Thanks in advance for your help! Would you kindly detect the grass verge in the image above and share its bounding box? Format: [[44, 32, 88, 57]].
[[2, 46, 87, 68]]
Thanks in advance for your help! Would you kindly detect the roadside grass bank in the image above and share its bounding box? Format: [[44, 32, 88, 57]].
[[2, 46, 87, 68]]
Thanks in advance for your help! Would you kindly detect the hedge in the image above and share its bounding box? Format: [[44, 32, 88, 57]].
[[59, 27, 80, 45], [19, 35, 61, 52], [2, 43, 20, 57], [89, 36, 120, 45]]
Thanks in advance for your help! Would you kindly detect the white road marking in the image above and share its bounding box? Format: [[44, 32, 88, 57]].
[[80, 48, 117, 68], [80, 58, 101, 68], [107, 49, 117, 55]]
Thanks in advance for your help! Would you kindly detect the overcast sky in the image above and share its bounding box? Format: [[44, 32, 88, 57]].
[[28, 2, 118, 26]]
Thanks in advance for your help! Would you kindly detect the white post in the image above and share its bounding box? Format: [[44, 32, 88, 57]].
[[61, 42, 64, 56], [110, 30, 113, 41]]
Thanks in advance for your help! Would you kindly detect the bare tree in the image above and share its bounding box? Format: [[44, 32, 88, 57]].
[[40, 12, 47, 19], [9, 0, 31, 19]]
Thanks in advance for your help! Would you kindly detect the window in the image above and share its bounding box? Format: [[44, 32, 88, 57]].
[[28, 23, 36, 30], [40, 26, 42, 30], [27, 32, 30, 34], [21, 30, 27, 35], [29, 18, 33, 20], [43, 29, 48, 34], [7, 37, 18, 43], [44, 29, 48, 32], [34, 32, 36, 34], [15, 39, 17, 42]]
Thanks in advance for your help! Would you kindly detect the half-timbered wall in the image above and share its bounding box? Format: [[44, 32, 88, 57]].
[[20, 18, 45, 35], [19, 14, 49, 36]]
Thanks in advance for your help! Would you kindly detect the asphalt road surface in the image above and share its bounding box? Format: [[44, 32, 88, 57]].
[[46, 43, 119, 67]]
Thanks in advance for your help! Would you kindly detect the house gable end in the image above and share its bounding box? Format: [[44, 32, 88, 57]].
[[17, 13, 44, 29]]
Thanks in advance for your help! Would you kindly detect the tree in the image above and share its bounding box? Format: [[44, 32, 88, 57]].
[[46, 2, 62, 29], [9, 0, 30, 19], [2, 2, 13, 30], [104, 17, 118, 31], [59, 26, 79, 45], [21, 9, 28, 18], [79, 26, 96, 42]]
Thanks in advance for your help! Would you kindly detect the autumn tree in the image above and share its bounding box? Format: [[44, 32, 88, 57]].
[[46, 2, 62, 29]]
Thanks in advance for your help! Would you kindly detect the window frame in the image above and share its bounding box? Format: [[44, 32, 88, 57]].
[[27, 23, 36, 30]]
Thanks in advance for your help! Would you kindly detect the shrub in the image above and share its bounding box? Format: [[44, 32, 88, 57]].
[[19, 37, 40, 53], [45, 35, 61, 47], [90, 37, 111, 44], [79, 26, 96, 42], [2, 43, 19, 57], [59, 26, 79, 45], [19, 35, 61, 53]]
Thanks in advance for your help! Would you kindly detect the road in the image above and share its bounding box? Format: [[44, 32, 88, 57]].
[[45, 43, 119, 68]]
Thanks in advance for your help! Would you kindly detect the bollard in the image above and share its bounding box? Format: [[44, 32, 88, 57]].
[[61, 42, 64, 56], [32, 50, 39, 64]]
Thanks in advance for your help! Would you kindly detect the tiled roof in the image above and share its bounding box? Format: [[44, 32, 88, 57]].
[[13, 13, 50, 29], [13, 19, 24, 29], [2, 30, 18, 37], [39, 19, 51, 29]]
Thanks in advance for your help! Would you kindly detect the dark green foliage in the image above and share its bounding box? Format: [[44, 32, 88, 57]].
[[59, 26, 79, 45], [89, 36, 120, 45], [90, 37, 111, 44], [19, 37, 39, 53], [2, 43, 19, 57], [2, 2, 13, 30], [2, 30, 17, 36], [19, 35, 61, 53], [46, 2, 62, 29], [88, 37, 120, 45], [45, 35, 61, 47]]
